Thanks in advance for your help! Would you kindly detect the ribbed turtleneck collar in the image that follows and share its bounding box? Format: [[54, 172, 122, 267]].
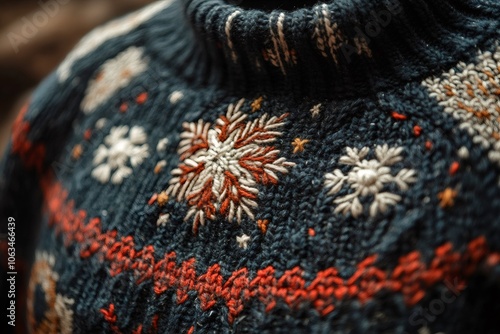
[[181, 0, 500, 98]]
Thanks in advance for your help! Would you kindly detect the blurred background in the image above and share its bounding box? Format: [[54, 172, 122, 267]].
[[0, 0, 155, 156]]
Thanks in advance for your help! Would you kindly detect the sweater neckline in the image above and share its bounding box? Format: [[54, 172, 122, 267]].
[[181, 0, 500, 98]]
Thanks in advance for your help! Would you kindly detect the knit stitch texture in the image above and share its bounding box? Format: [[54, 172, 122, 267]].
[[1, 0, 500, 333]]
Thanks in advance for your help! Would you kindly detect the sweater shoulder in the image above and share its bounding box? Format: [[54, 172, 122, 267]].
[[56, 1, 177, 84]]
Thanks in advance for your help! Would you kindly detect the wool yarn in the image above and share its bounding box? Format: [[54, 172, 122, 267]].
[[1, 0, 500, 333]]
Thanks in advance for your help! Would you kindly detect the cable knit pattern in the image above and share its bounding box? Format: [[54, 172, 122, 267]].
[[1, 1, 500, 333]]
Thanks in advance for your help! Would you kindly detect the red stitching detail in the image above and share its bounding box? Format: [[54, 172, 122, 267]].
[[101, 303, 159, 334], [449, 161, 460, 175], [100, 304, 120, 334], [391, 111, 407, 120], [136, 92, 148, 105], [413, 125, 422, 137], [120, 102, 129, 113]]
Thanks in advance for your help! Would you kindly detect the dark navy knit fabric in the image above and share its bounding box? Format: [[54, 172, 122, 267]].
[[1, 0, 500, 333]]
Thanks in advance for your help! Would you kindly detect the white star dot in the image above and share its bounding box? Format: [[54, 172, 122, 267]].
[[236, 234, 251, 249], [157, 138, 169, 152], [169, 91, 184, 104], [310, 103, 322, 118], [156, 214, 170, 227]]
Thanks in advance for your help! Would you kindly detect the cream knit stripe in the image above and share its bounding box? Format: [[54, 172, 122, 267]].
[[225, 10, 241, 63]]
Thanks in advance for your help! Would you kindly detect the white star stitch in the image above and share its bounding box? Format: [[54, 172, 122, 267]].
[[156, 137, 169, 152], [236, 234, 251, 249], [169, 91, 184, 104], [156, 214, 170, 227], [310, 103, 322, 118], [95, 118, 107, 130], [458, 146, 469, 160]]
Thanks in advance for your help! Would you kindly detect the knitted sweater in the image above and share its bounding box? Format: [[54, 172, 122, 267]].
[[2, 0, 500, 333]]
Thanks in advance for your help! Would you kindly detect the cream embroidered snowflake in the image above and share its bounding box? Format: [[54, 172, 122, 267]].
[[57, 0, 172, 82], [27, 252, 75, 334], [92, 125, 149, 184], [422, 42, 500, 167], [166, 99, 295, 232], [324, 145, 417, 218], [81, 46, 148, 114]]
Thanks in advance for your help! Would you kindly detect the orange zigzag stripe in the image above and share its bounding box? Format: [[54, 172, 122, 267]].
[[41, 178, 500, 324]]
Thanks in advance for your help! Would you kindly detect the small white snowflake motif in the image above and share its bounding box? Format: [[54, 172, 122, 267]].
[[81, 46, 148, 114], [166, 99, 295, 232], [324, 145, 417, 218], [92, 125, 149, 184]]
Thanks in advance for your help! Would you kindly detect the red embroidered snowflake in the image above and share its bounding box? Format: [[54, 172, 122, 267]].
[[166, 99, 295, 232]]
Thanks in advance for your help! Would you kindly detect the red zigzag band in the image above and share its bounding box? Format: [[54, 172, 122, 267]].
[[41, 178, 500, 324]]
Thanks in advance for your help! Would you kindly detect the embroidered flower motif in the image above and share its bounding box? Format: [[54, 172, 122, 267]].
[[422, 43, 500, 167], [92, 125, 149, 184], [57, 1, 171, 82], [166, 99, 295, 232], [81, 46, 148, 114], [27, 252, 75, 334], [324, 145, 417, 218]]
